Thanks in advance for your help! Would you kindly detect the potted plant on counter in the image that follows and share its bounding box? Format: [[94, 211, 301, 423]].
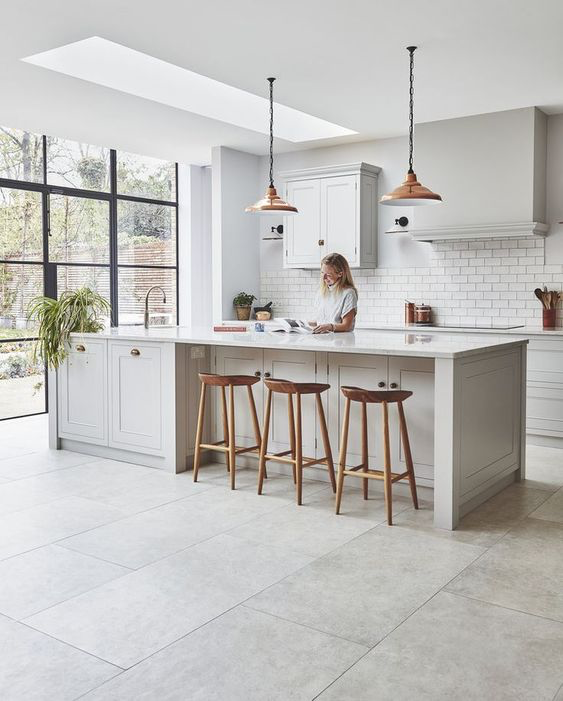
[[27, 287, 111, 370], [233, 292, 257, 321]]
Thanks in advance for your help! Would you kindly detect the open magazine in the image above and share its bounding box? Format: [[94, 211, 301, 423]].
[[268, 318, 312, 334]]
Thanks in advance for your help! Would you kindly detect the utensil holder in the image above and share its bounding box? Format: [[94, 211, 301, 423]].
[[543, 308, 556, 329]]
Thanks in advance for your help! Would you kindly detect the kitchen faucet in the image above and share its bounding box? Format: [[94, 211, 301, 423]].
[[144, 286, 167, 329]]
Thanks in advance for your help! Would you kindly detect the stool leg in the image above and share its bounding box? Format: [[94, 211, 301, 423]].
[[398, 401, 419, 510], [220, 386, 230, 473], [258, 389, 272, 495], [295, 393, 303, 505], [361, 401, 369, 500], [193, 383, 206, 482], [288, 394, 297, 484], [316, 393, 336, 493], [228, 384, 236, 490], [247, 385, 266, 479], [336, 397, 351, 514], [382, 401, 393, 525]]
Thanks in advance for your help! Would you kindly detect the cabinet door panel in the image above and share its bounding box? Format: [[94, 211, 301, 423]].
[[263, 349, 317, 457], [388, 357, 435, 484], [214, 346, 263, 448], [284, 179, 321, 267], [58, 339, 107, 444], [109, 342, 162, 453], [328, 353, 388, 467], [321, 175, 358, 265]]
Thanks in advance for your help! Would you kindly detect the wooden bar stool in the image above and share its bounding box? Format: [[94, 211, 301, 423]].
[[257, 378, 336, 505], [193, 372, 263, 490], [335, 386, 419, 525]]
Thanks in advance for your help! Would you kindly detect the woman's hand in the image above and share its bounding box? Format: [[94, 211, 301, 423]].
[[312, 323, 334, 334]]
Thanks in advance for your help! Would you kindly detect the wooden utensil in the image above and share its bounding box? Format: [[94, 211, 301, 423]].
[[534, 288, 548, 309]]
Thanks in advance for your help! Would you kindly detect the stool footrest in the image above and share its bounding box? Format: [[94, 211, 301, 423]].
[[198, 443, 260, 456], [342, 467, 411, 482], [263, 453, 330, 469]]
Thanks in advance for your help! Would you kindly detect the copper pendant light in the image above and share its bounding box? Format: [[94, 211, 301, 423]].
[[246, 77, 298, 215], [380, 47, 442, 207]]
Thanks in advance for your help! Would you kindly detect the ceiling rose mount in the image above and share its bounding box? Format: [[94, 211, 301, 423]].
[[246, 77, 298, 215], [381, 46, 442, 207]]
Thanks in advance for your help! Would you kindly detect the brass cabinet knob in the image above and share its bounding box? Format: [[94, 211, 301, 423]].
[[264, 372, 271, 378], [254, 370, 261, 377], [75, 344, 86, 352], [318, 239, 325, 246], [130, 348, 141, 356], [390, 382, 398, 389], [378, 381, 385, 388]]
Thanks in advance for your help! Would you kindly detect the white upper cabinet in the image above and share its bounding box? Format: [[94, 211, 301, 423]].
[[282, 163, 380, 269]]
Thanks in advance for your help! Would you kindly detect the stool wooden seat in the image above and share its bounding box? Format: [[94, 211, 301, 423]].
[[257, 378, 336, 505], [336, 385, 419, 525], [193, 372, 263, 490]]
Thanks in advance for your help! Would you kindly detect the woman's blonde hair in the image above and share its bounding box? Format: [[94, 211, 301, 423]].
[[319, 252, 357, 296]]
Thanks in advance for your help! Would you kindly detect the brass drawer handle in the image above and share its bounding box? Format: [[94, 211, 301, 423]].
[[76, 344, 86, 352], [130, 348, 141, 356]]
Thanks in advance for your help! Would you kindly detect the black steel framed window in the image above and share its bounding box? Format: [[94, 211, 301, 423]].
[[0, 127, 178, 420]]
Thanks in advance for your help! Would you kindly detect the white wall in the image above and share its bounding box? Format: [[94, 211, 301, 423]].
[[177, 164, 212, 327], [211, 146, 261, 321]]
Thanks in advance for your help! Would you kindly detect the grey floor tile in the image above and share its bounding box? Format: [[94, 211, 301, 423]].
[[525, 444, 563, 492], [228, 485, 411, 558], [247, 525, 484, 647], [316, 592, 563, 701], [59, 486, 280, 568], [206, 464, 330, 500], [25, 533, 313, 669], [528, 486, 563, 524], [0, 614, 120, 701], [446, 518, 563, 621], [0, 545, 129, 619], [0, 449, 96, 480], [82, 605, 366, 701], [0, 496, 127, 561]]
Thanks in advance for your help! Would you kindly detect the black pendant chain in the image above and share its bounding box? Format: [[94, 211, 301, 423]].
[[268, 77, 275, 188], [407, 46, 416, 175]]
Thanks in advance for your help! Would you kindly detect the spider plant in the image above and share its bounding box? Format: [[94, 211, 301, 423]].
[[27, 288, 111, 370]]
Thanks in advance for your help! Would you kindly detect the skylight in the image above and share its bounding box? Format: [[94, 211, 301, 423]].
[[22, 37, 357, 143]]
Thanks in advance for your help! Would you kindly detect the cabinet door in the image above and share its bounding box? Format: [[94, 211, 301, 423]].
[[214, 346, 263, 448], [327, 353, 388, 467], [388, 356, 435, 485], [263, 349, 317, 457], [284, 179, 321, 267], [321, 175, 358, 265], [109, 342, 163, 453], [58, 339, 107, 445]]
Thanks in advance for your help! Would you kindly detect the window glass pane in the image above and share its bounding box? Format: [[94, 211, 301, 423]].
[[47, 137, 110, 191], [0, 263, 43, 338], [49, 194, 109, 264], [57, 265, 111, 302], [118, 267, 176, 326], [0, 340, 45, 419], [117, 201, 176, 266], [117, 152, 175, 201], [0, 126, 43, 183], [0, 188, 43, 261]]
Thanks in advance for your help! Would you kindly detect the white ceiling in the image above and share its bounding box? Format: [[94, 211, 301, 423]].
[[2, 0, 563, 165]]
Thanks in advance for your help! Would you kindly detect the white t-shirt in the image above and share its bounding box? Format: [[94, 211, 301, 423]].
[[315, 286, 358, 329]]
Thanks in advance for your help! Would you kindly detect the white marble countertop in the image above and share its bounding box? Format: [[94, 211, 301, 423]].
[[71, 326, 527, 359], [355, 322, 563, 337]]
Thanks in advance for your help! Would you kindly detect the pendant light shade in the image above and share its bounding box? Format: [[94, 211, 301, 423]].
[[381, 47, 442, 207], [246, 77, 298, 215]]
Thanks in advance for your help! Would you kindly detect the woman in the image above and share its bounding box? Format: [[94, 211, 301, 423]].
[[309, 252, 358, 333]]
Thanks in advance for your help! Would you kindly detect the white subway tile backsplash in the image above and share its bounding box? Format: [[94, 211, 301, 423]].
[[260, 236, 562, 327]]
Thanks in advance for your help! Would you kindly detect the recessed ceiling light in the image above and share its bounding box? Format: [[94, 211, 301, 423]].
[[22, 37, 357, 143]]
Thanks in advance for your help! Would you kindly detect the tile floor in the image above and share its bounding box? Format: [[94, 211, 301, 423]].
[[0, 415, 563, 700]]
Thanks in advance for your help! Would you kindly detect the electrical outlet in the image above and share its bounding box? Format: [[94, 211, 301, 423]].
[[190, 345, 205, 359]]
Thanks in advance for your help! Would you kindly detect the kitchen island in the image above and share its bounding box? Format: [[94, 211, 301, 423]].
[[49, 327, 527, 530]]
